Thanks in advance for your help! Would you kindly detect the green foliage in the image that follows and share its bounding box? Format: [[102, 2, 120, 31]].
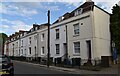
[[110, 4, 120, 54], [0, 33, 8, 44]]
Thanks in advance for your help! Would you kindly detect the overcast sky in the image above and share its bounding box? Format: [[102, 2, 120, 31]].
[[0, 0, 120, 36]]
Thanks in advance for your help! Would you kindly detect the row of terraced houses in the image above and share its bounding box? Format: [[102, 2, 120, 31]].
[[4, 0, 112, 66]]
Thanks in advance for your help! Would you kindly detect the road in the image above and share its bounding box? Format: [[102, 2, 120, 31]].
[[13, 60, 70, 74], [12, 60, 119, 76]]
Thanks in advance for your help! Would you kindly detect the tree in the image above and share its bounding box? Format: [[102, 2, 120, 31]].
[[0, 33, 8, 54], [110, 4, 120, 54], [0, 33, 8, 43]]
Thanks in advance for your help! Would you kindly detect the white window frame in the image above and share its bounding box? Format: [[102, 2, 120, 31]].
[[73, 42, 80, 54], [56, 44, 60, 54], [21, 49, 23, 55], [34, 35, 37, 40], [74, 8, 83, 16], [41, 47, 45, 55], [41, 33, 44, 41], [56, 29, 59, 39], [29, 47, 31, 55], [73, 23, 80, 35], [29, 37, 31, 44], [21, 40, 23, 47], [16, 42, 18, 48]]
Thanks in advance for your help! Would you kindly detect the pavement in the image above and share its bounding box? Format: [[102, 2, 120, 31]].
[[13, 60, 119, 75]]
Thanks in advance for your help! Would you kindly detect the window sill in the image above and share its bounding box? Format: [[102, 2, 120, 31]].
[[41, 54, 45, 56], [55, 39, 59, 40], [56, 54, 60, 55], [73, 34, 79, 37], [73, 53, 80, 56]]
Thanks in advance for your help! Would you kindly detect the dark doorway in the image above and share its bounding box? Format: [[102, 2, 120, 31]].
[[86, 40, 92, 65], [63, 43, 67, 58]]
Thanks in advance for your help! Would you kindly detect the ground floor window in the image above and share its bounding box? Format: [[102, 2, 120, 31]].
[[74, 42, 80, 54], [56, 44, 60, 54], [29, 47, 31, 54], [41, 47, 45, 55]]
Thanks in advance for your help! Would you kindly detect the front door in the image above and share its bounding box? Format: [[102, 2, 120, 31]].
[[63, 43, 67, 58], [86, 40, 91, 61]]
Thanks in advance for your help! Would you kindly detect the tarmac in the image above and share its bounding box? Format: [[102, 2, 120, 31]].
[[13, 60, 119, 75]]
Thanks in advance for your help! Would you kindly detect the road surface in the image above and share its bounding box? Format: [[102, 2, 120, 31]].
[[13, 60, 70, 74]]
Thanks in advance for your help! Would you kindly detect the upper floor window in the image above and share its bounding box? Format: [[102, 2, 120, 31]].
[[74, 42, 80, 54], [56, 44, 60, 54], [16, 42, 18, 47], [56, 29, 59, 39], [74, 8, 83, 16], [59, 16, 64, 22], [74, 23, 79, 35], [22, 33, 24, 36], [41, 33, 44, 41], [29, 37, 31, 44], [34, 35, 37, 40], [21, 40, 23, 47]]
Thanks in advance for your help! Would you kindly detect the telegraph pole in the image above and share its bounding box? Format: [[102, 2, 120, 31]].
[[47, 10, 50, 67]]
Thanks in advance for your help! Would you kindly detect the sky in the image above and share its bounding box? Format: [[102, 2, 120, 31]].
[[0, 0, 120, 36]]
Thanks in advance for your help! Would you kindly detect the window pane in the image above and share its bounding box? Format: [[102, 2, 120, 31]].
[[56, 29, 59, 39], [41, 47, 44, 54], [74, 42, 80, 53], [56, 44, 60, 54], [41, 33, 44, 41], [74, 24, 79, 35], [29, 47, 31, 54]]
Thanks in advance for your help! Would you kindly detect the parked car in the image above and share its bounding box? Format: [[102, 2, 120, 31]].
[[0, 55, 14, 76]]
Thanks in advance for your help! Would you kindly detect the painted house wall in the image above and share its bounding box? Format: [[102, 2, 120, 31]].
[[50, 24, 67, 62], [25, 33, 37, 57], [93, 6, 111, 59], [37, 28, 48, 59], [14, 40, 19, 56], [19, 36, 27, 57], [8, 41, 14, 56], [67, 11, 94, 65]]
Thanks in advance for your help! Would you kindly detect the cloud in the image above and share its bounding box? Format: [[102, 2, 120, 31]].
[[0, 0, 119, 2], [95, 1, 120, 13], [1, 19, 32, 35], [0, 25, 10, 29], [15, 2, 60, 11], [64, 2, 83, 8], [0, 24, 10, 34], [62, 0, 120, 13], [0, 3, 38, 17], [1, 0, 119, 16], [41, 3, 60, 11], [118, 1, 120, 6], [0, 2, 60, 18]]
